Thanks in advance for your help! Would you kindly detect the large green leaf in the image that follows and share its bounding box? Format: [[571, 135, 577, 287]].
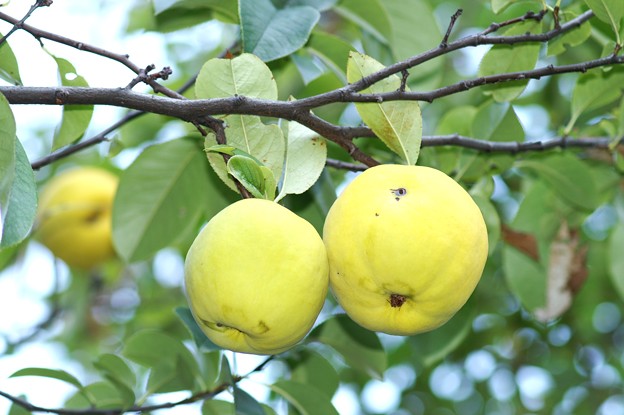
[[240, 0, 320, 62], [516, 154, 599, 212], [11, 368, 86, 397], [275, 121, 327, 202], [0, 34, 21, 85], [0, 93, 16, 229], [270, 381, 339, 415], [381, 0, 443, 87], [309, 314, 386, 379], [234, 386, 266, 415], [92, 354, 136, 406], [584, 0, 624, 41], [307, 32, 353, 80], [568, 67, 624, 133], [347, 51, 422, 165], [51, 57, 93, 150], [289, 350, 339, 399], [472, 101, 524, 143], [112, 137, 221, 262], [176, 307, 221, 351], [0, 138, 37, 249], [548, 9, 593, 56], [478, 20, 541, 102], [334, 0, 392, 43], [153, 0, 239, 22]]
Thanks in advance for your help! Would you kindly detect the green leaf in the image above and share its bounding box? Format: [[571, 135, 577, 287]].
[[347, 51, 422, 165], [195, 53, 277, 100], [568, 68, 624, 133], [153, 0, 239, 23], [234, 386, 266, 415], [0, 34, 22, 85], [334, 0, 392, 43], [584, 0, 624, 42], [409, 299, 475, 368], [240, 0, 320, 62], [122, 330, 201, 392], [309, 314, 386, 379], [226, 154, 277, 199], [548, 10, 592, 56], [205, 116, 285, 193], [112, 137, 217, 262], [9, 398, 31, 415], [92, 354, 136, 406], [608, 221, 624, 301], [307, 32, 353, 80], [275, 121, 327, 202], [309, 169, 337, 217], [1, 139, 37, 249], [502, 245, 547, 311], [472, 195, 501, 256], [203, 400, 236, 415], [11, 368, 84, 391], [478, 20, 541, 102], [0, 93, 16, 228], [472, 101, 524, 142], [51, 57, 93, 150], [381, 0, 443, 87], [270, 381, 339, 415], [290, 350, 339, 399], [175, 306, 221, 351], [515, 154, 599, 212], [81, 382, 128, 410]]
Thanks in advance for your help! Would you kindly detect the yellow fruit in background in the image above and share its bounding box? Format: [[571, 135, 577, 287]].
[[36, 167, 118, 269], [184, 198, 328, 355], [323, 164, 488, 336]]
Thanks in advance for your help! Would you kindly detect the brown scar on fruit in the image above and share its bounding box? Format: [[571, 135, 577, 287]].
[[84, 208, 104, 223], [390, 188, 407, 201], [389, 293, 407, 308]]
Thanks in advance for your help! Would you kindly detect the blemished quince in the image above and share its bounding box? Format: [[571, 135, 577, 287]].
[[36, 167, 118, 269], [184, 198, 329, 355], [323, 164, 488, 336]]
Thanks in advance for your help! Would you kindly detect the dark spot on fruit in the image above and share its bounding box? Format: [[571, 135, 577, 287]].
[[375, 213, 380, 217], [389, 293, 407, 308], [84, 209, 104, 224], [391, 188, 407, 201], [258, 320, 270, 334], [216, 322, 223, 327]]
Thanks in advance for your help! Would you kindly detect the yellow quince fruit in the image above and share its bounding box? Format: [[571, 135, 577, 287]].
[[323, 164, 488, 335], [36, 167, 118, 269], [184, 198, 328, 355]]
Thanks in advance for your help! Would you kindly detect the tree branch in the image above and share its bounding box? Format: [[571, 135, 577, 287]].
[[0, 0, 52, 47], [0, 355, 275, 414]]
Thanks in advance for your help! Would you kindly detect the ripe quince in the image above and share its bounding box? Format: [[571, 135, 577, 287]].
[[36, 167, 118, 269], [184, 198, 328, 355], [323, 164, 488, 335]]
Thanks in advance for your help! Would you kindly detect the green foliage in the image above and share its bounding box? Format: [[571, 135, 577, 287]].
[[2, 0, 624, 414]]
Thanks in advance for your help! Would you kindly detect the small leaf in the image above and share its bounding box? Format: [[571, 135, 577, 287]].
[[0, 33, 21, 85], [227, 155, 272, 199], [548, 10, 592, 56], [205, 144, 263, 164], [51, 57, 93, 150], [234, 386, 266, 415], [112, 137, 218, 262], [11, 368, 84, 391], [175, 306, 221, 351], [275, 121, 327, 202], [203, 400, 236, 415], [0, 139, 37, 249], [240, 0, 320, 62], [347, 51, 422, 165], [309, 314, 386, 379], [270, 380, 339, 415], [205, 116, 285, 193]]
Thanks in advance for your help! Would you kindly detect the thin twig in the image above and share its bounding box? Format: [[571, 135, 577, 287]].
[[0, 0, 51, 47], [440, 9, 463, 48]]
